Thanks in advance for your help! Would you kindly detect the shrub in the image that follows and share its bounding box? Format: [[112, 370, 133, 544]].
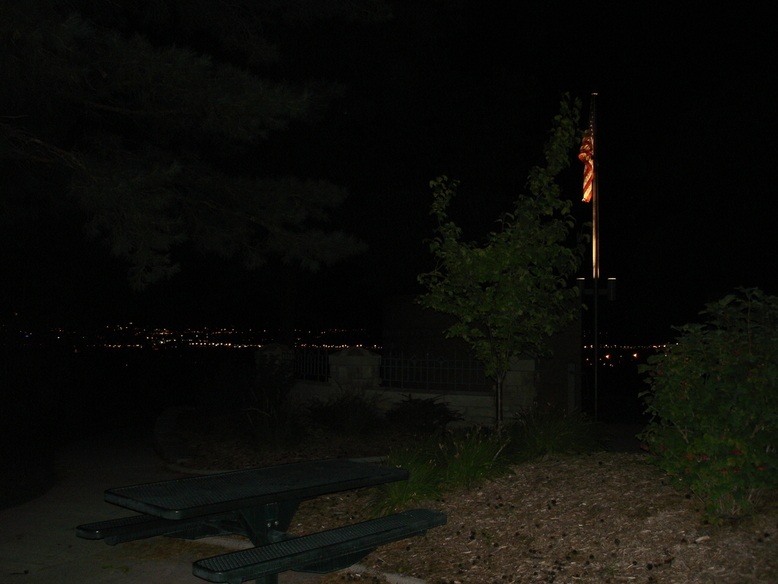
[[305, 390, 383, 438], [638, 288, 778, 520], [247, 351, 295, 418], [505, 404, 605, 462], [438, 427, 511, 489], [373, 426, 513, 514], [384, 395, 463, 435], [244, 351, 302, 451]]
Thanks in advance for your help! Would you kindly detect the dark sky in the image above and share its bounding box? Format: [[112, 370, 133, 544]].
[[4, 2, 776, 344]]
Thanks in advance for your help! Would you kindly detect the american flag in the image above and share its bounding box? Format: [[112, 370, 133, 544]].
[[578, 126, 595, 203]]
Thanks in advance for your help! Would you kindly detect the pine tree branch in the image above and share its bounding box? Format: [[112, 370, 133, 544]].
[[81, 100, 182, 118], [1, 120, 85, 170]]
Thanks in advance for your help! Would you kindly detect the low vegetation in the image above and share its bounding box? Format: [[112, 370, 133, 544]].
[[639, 288, 778, 522], [373, 404, 606, 515]]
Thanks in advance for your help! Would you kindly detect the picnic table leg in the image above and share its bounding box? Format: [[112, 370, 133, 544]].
[[233, 500, 300, 545]]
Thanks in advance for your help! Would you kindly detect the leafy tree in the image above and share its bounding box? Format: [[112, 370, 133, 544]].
[[417, 95, 583, 425], [1, 0, 387, 290]]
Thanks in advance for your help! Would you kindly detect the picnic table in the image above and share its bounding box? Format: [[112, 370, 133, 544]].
[[76, 458, 446, 584]]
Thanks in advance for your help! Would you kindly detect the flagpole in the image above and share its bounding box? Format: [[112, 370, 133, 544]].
[[590, 94, 599, 281], [580, 92, 599, 419], [591, 93, 599, 421]]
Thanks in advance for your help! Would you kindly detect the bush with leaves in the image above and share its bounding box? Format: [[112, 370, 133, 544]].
[[506, 404, 605, 462], [305, 390, 383, 438], [374, 427, 510, 514], [244, 351, 301, 451], [384, 395, 463, 435], [638, 288, 778, 520]]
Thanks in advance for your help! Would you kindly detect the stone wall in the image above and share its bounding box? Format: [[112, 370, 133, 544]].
[[328, 347, 381, 392], [288, 347, 538, 426]]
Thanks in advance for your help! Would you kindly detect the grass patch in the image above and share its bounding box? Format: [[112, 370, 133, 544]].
[[504, 405, 607, 462], [439, 427, 511, 490], [373, 444, 445, 516], [373, 407, 608, 514], [374, 427, 511, 514]]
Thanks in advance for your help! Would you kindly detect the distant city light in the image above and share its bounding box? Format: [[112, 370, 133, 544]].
[[3, 320, 659, 356], [1, 322, 378, 351]]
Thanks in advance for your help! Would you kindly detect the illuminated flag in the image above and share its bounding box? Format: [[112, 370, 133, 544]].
[[578, 127, 595, 203]]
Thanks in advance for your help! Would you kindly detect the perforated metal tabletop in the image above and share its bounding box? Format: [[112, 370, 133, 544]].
[[104, 459, 408, 520]]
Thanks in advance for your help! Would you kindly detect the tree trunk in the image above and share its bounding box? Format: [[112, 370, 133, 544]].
[[494, 372, 506, 428]]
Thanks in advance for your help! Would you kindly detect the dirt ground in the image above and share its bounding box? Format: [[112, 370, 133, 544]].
[[286, 452, 777, 584]]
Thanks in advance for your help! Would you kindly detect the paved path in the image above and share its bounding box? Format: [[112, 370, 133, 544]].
[[0, 425, 328, 584]]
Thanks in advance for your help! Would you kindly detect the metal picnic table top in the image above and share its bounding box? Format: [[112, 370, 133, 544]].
[[104, 458, 408, 521]]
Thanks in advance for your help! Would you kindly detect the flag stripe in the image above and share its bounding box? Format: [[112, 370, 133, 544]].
[[578, 129, 594, 203]]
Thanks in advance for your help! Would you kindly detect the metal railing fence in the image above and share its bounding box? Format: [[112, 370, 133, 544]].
[[292, 347, 493, 393], [379, 350, 492, 393], [293, 347, 330, 382]]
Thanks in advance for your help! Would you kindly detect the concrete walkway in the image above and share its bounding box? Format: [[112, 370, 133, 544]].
[[0, 425, 341, 584]]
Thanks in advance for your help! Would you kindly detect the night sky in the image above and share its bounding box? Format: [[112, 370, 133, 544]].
[[3, 2, 776, 345]]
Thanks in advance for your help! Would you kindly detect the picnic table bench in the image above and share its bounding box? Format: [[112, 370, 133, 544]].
[[76, 458, 446, 584]]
